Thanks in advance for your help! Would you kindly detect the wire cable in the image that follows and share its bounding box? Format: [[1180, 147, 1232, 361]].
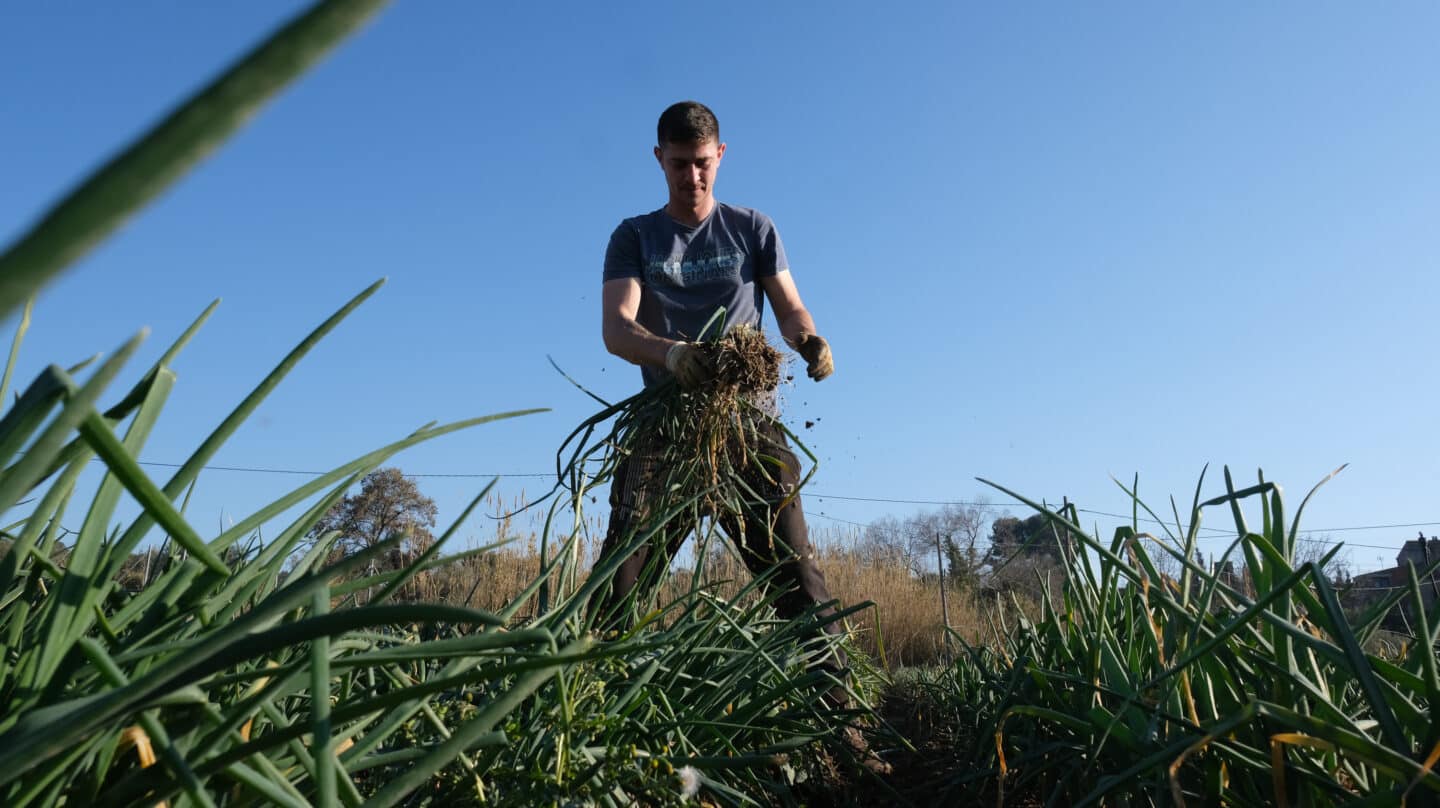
[[127, 459, 552, 479], [98, 458, 1436, 558]]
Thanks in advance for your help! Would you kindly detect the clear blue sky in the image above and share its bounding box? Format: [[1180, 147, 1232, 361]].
[[3, 2, 1437, 574]]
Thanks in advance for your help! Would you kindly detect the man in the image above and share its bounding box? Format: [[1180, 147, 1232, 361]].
[[596, 96, 854, 674], [595, 101, 888, 773]]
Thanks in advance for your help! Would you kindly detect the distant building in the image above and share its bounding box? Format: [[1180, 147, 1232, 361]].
[[1344, 533, 1440, 628], [1396, 537, 1440, 570], [1213, 560, 1240, 590]]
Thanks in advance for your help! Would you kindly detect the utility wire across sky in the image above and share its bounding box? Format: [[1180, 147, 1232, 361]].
[[111, 458, 1439, 554], [805, 511, 1422, 556]]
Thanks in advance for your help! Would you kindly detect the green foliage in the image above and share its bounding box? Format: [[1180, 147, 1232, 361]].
[[0, 0, 390, 322], [0, 284, 871, 806], [984, 512, 1074, 567], [0, 285, 557, 807], [926, 468, 1440, 806], [0, 0, 882, 802]]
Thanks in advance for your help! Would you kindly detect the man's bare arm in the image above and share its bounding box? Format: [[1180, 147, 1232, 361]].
[[761, 271, 833, 381], [760, 271, 818, 348], [602, 277, 675, 368]]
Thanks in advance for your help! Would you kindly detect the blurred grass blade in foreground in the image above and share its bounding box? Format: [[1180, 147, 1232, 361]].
[[0, 0, 389, 321]]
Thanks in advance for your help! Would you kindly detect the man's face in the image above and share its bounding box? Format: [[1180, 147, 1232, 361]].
[[654, 138, 726, 208]]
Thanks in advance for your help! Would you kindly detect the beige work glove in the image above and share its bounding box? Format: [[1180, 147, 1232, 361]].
[[664, 341, 714, 389], [794, 333, 834, 381]]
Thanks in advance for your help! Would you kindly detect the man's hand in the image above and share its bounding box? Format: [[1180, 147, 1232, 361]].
[[794, 333, 833, 381], [665, 342, 714, 389]]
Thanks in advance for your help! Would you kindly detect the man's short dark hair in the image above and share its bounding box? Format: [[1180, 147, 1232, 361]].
[[657, 101, 719, 146]]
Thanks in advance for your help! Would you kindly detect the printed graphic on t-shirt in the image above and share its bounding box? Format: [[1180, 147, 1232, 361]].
[[644, 250, 744, 288]]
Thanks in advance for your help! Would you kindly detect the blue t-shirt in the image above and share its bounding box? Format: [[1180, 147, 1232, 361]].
[[603, 202, 789, 388]]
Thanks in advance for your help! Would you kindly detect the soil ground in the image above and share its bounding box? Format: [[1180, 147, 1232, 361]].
[[799, 684, 985, 808], [797, 681, 1043, 808]]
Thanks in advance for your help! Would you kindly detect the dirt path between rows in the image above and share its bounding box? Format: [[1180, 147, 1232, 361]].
[[800, 685, 999, 808]]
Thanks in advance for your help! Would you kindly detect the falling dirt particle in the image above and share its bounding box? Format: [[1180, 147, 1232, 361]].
[[804, 420, 816, 430]]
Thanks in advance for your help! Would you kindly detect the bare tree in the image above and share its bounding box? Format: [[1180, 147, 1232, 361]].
[[860, 514, 919, 573], [1145, 537, 1199, 585], [915, 502, 991, 593], [862, 500, 994, 591]]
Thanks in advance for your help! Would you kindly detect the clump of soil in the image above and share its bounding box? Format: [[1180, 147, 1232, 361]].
[[698, 325, 783, 394]]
